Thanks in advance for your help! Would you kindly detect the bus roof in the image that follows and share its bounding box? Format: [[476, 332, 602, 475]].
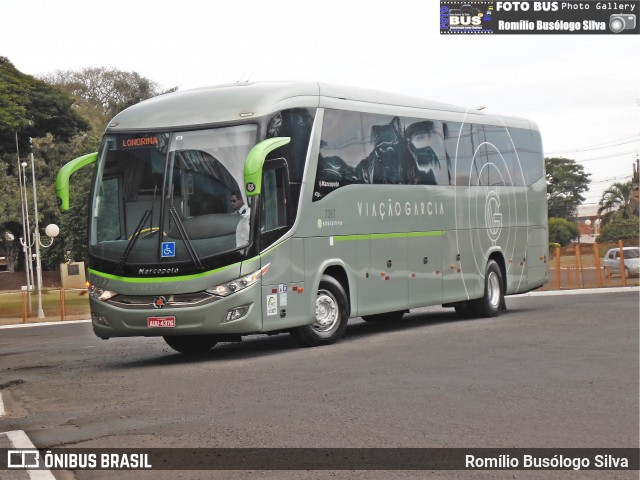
[[106, 81, 535, 132]]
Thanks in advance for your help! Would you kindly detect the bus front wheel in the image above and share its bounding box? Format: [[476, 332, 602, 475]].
[[163, 335, 218, 354], [290, 275, 349, 347], [470, 260, 504, 318]]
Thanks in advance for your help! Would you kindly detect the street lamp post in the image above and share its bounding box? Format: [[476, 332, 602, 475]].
[[18, 160, 34, 316], [33, 224, 59, 318], [19, 139, 60, 319]]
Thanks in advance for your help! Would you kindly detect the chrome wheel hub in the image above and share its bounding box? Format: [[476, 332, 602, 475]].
[[487, 271, 501, 309], [314, 291, 338, 332]]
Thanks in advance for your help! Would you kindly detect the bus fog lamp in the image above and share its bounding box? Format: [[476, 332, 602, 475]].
[[92, 312, 111, 327], [224, 305, 250, 323]]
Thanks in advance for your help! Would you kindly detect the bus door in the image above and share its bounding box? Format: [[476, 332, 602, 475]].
[[257, 158, 306, 330]]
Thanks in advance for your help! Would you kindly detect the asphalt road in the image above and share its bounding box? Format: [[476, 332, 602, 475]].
[[0, 291, 638, 480]]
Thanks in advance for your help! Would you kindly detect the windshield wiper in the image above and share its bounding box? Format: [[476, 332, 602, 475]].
[[115, 209, 152, 275], [169, 206, 204, 271]]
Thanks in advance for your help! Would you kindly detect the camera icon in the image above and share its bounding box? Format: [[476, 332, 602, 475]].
[[7, 449, 40, 468], [609, 14, 636, 33]]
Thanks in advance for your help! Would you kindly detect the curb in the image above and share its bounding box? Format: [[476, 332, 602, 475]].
[[513, 286, 640, 297]]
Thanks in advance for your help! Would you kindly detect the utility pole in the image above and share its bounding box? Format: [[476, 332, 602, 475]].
[[632, 156, 639, 217], [16, 133, 34, 316]]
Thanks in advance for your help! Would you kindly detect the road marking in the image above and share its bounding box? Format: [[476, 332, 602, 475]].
[[2, 430, 56, 480], [0, 319, 90, 330]]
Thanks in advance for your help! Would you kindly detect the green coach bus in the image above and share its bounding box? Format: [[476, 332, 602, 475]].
[[56, 82, 547, 353]]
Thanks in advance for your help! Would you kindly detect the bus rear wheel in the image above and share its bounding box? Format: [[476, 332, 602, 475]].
[[163, 335, 218, 354], [470, 259, 504, 318], [290, 275, 349, 347]]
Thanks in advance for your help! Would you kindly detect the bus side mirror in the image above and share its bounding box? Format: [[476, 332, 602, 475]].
[[243, 137, 290, 197], [55, 152, 98, 211]]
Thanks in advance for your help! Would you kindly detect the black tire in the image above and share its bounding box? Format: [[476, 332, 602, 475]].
[[361, 311, 405, 322], [163, 335, 218, 354], [290, 275, 349, 347], [470, 259, 504, 318]]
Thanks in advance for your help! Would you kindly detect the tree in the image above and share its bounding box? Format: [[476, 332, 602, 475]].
[[42, 67, 177, 131], [548, 217, 579, 247], [0, 57, 89, 156], [545, 157, 591, 220], [0, 57, 91, 271], [598, 181, 634, 226], [596, 218, 639, 243], [34, 133, 96, 265], [0, 60, 170, 271]]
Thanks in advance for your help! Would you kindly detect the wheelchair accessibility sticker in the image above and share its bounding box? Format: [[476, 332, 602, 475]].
[[161, 242, 176, 258]]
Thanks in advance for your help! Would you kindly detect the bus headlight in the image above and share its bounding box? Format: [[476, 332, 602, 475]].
[[88, 284, 118, 302], [206, 263, 270, 297]]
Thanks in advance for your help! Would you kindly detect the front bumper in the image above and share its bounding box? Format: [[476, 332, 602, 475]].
[[91, 284, 262, 338]]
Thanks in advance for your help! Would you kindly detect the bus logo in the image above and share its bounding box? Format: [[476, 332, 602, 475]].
[[485, 190, 502, 243], [8, 450, 40, 468], [153, 296, 167, 309]]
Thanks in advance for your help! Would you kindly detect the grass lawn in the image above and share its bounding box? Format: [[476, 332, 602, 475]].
[[0, 289, 89, 325]]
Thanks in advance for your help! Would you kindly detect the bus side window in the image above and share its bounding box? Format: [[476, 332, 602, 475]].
[[509, 127, 544, 186], [403, 119, 448, 185]]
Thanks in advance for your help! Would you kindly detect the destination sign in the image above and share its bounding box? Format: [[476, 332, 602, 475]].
[[120, 136, 159, 148]]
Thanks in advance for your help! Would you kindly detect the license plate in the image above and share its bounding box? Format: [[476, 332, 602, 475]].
[[147, 316, 176, 328]]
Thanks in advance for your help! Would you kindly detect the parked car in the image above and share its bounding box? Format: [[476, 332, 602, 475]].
[[602, 247, 640, 278]]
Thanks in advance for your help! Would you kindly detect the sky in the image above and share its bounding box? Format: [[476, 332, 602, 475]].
[[1, 0, 639, 211]]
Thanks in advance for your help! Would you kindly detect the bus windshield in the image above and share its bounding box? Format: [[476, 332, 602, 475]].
[[89, 124, 258, 268]]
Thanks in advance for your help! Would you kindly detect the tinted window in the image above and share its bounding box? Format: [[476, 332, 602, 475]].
[[360, 114, 404, 184], [444, 122, 461, 186], [314, 110, 539, 198], [484, 124, 519, 186], [266, 108, 315, 183], [262, 168, 288, 232], [509, 128, 544, 185], [314, 110, 365, 200], [96, 177, 121, 242], [404, 119, 450, 185], [450, 123, 487, 186]]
